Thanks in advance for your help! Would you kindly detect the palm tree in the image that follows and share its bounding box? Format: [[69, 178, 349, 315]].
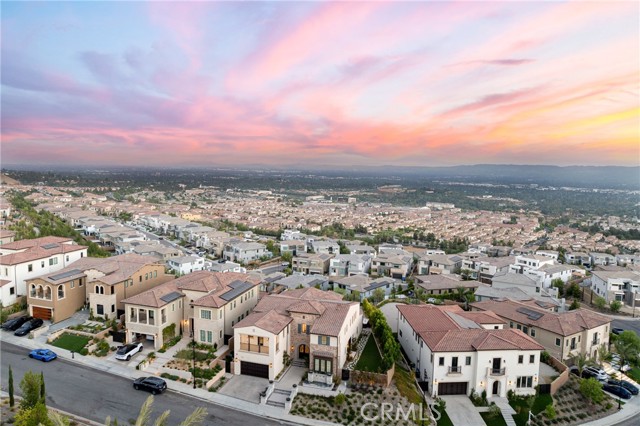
[[49, 396, 207, 426], [596, 343, 611, 366], [453, 286, 475, 310]]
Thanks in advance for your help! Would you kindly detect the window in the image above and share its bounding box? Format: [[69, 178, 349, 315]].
[[299, 323, 309, 334], [139, 275, 142, 282], [518, 355, 524, 364], [207, 331, 213, 343], [555, 338, 561, 346], [154, 270, 157, 278], [516, 376, 533, 388], [57, 285, 65, 299], [529, 355, 535, 363], [145, 273, 148, 280], [79, 278, 84, 287], [399, 330, 403, 337], [49, 258, 58, 266], [66, 255, 69, 262], [531, 329, 536, 337], [41, 261, 45, 268], [523, 326, 528, 334], [172, 303, 175, 312], [161, 308, 166, 324], [219, 310, 222, 319], [71, 280, 75, 289], [439, 357, 445, 366], [28, 264, 33, 272], [97, 304, 104, 315], [318, 336, 330, 345], [130, 308, 136, 322], [9, 287, 15, 295], [111, 305, 115, 313], [200, 330, 206, 342], [465, 356, 471, 366], [314, 357, 333, 374], [516, 324, 522, 330]]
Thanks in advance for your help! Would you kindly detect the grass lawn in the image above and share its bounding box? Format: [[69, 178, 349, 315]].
[[436, 409, 454, 426], [355, 335, 383, 372], [393, 363, 423, 404], [531, 393, 552, 415], [480, 412, 508, 426], [512, 412, 528, 426], [626, 366, 640, 383], [51, 333, 90, 352]]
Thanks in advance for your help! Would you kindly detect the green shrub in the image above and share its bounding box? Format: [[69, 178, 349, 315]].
[[335, 393, 346, 406], [545, 404, 556, 419]]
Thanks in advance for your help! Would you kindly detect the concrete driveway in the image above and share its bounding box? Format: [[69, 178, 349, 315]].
[[218, 374, 269, 403], [379, 302, 401, 333], [440, 395, 486, 426]]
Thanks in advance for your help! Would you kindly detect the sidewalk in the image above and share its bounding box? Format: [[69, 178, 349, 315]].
[[581, 392, 640, 426], [1, 331, 337, 426]]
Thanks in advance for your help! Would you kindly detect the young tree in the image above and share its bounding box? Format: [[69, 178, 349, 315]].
[[579, 378, 604, 405], [20, 371, 43, 411], [372, 288, 385, 303], [609, 300, 622, 313], [569, 300, 580, 310], [594, 297, 606, 310], [14, 402, 52, 426], [551, 278, 564, 297], [9, 365, 15, 408]]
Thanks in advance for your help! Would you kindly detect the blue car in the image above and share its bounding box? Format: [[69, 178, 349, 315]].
[[29, 349, 58, 362], [603, 383, 632, 400]]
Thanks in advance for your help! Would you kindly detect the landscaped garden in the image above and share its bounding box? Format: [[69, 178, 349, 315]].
[[354, 335, 383, 373], [50, 333, 90, 353]]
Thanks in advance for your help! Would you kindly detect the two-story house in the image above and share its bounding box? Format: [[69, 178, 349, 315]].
[[167, 255, 205, 275], [333, 275, 399, 300], [417, 254, 463, 275], [471, 299, 611, 362], [279, 240, 307, 256], [397, 304, 543, 397], [591, 270, 640, 306], [123, 271, 262, 349], [233, 287, 362, 381], [414, 274, 479, 295], [223, 242, 270, 264], [590, 252, 617, 267], [0, 236, 87, 306], [371, 251, 414, 279], [292, 253, 332, 275], [329, 254, 372, 278]]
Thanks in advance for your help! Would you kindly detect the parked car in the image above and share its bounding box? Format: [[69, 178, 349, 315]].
[[14, 318, 44, 336], [603, 383, 632, 399], [133, 377, 167, 395], [29, 349, 58, 362], [607, 379, 639, 395], [582, 366, 609, 381], [612, 327, 625, 335], [115, 342, 143, 360], [1, 316, 31, 331]]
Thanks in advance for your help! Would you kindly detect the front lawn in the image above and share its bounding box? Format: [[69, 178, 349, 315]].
[[436, 409, 454, 426], [355, 335, 383, 372], [625, 366, 640, 383], [531, 393, 552, 415], [51, 333, 90, 353], [481, 412, 508, 426]]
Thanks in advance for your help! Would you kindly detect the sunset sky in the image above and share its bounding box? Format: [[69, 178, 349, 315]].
[[2, 1, 639, 168]]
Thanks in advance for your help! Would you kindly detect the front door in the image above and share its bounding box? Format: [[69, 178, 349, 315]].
[[492, 381, 500, 396], [298, 344, 310, 359]]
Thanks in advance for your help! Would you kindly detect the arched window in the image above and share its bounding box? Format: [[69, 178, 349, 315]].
[[30, 284, 37, 297], [58, 285, 64, 299], [44, 286, 52, 300], [95, 285, 100, 294]]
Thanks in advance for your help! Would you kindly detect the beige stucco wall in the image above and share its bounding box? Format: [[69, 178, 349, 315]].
[[27, 276, 87, 322]]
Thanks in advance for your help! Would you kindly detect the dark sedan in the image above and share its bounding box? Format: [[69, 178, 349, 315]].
[[607, 379, 639, 395], [612, 327, 625, 335], [14, 318, 44, 336], [2, 316, 31, 331], [133, 377, 167, 395], [603, 383, 632, 400]]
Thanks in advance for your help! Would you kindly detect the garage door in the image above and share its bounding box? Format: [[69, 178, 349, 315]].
[[32, 307, 52, 321], [241, 361, 269, 379], [438, 382, 468, 395]]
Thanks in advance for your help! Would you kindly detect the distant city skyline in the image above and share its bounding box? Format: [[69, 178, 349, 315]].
[[2, 1, 638, 167]]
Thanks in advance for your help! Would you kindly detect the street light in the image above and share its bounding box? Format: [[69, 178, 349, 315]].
[[192, 329, 196, 389]]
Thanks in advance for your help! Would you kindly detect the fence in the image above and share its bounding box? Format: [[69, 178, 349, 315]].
[[546, 355, 569, 395], [350, 363, 395, 388]]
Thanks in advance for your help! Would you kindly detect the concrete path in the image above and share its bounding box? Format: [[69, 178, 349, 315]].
[[440, 395, 485, 426], [490, 397, 517, 426]]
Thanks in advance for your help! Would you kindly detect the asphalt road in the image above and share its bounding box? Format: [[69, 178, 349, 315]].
[[0, 343, 284, 426], [612, 319, 640, 336]]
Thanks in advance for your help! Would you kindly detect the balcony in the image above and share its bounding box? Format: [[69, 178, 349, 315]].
[[447, 366, 462, 375], [240, 343, 269, 355], [592, 338, 600, 345], [489, 368, 506, 376]]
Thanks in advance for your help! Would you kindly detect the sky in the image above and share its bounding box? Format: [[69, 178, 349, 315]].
[[1, 1, 639, 168]]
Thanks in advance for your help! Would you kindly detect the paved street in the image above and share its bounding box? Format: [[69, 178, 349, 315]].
[[611, 318, 640, 336], [0, 342, 284, 426]]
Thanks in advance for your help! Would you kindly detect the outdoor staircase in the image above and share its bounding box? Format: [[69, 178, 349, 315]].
[[490, 397, 517, 426], [292, 359, 307, 368], [266, 389, 291, 408]]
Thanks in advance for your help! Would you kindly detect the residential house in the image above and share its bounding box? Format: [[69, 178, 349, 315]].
[[566, 252, 591, 266], [509, 255, 555, 275], [397, 304, 543, 397], [477, 256, 515, 284], [474, 285, 563, 312], [208, 261, 244, 274], [279, 240, 307, 256], [233, 287, 362, 381], [329, 254, 372, 278], [0, 236, 88, 306], [310, 239, 340, 255], [223, 242, 271, 264], [281, 229, 306, 241], [491, 272, 545, 296], [590, 270, 640, 306], [123, 271, 262, 349], [345, 244, 376, 256], [414, 274, 479, 296], [273, 274, 330, 291], [371, 251, 413, 279], [471, 299, 611, 362], [616, 254, 640, 267], [292, 253, 332, 275], [167, 256, 205, 275], [524, 264, 583, 288], [535, 250, 559, 261], [0, 230, 16, 245], [333, 275, 399, 300], [417, 254, 463, 275], [590, 252, 617, 267], [115, 241, 181, 261]]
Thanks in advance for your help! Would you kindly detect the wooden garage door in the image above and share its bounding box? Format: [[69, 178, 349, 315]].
[[241, 361, 269, 379], [32, 307, 52, 321], [438, 382, 468, 395]]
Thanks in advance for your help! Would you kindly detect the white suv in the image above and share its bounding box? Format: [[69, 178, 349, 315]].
[[582, 366, 609, 381], [115, 342, 143, 361]]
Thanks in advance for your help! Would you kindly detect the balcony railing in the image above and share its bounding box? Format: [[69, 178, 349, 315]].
[[240, 343, 269, 355], [448, 366, 462, 374], [490, 368, 506, 376]]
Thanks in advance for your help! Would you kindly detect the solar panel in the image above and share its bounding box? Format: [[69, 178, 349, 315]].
[[516, 307, 544, 321], [42, 243, 59, 249], [160, 291, 182, 303], [48, 269, 83, 281], [220, 281, 253, 301]]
